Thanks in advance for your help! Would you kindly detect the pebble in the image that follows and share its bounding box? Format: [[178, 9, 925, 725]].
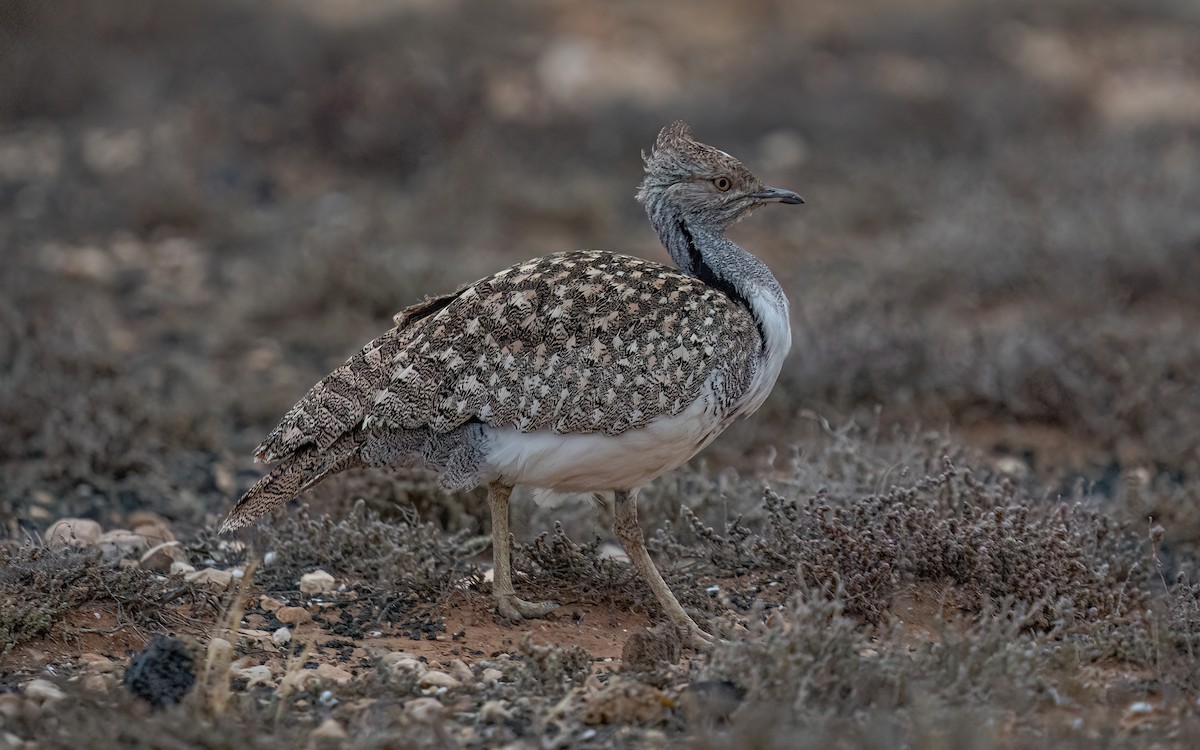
[[139, 541, 188, 572], [97, 529, 148, 561], [275, 606, 312, 626], [231, 664, 274, 687], [1, 730, 25, 750], [185, 568, 234, 589], [418, 670, 460, 690], [379, 651, 417, 667], [130, 519, 175, 546], [404, 696, 445, 723], [315, 664, 353, 684], [447, 658, 474, 684], [0, 694, 22, 720], [170, 561, 196, 576], [311, 718, 348, 748], [81, 673, 110, 694], [46, 518, 101, 547], [1127, 701, 1154, 714], [480, 699, 511, 724], [299, 569, 335, 595], [259, 595, 285, 612], [79, 653, 115, 673], [272, 627, 292, 647], [481, 668, 504, 685], [24, 679, 66, 704]]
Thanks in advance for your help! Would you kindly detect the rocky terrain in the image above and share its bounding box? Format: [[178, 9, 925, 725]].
[[2, 0, 1200, 747]]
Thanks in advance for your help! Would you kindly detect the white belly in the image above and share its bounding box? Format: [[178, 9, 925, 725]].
[[481, 391, 726, 493]]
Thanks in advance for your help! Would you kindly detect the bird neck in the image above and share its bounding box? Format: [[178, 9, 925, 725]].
[[645, 199, 792, 413], [647, 199, 788, 328]]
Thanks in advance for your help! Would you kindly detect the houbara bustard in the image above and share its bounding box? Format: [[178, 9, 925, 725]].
[[221, 122, 803, 649]]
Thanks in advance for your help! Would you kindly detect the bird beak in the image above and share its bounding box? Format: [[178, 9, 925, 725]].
[[750, 186, 805, 205]]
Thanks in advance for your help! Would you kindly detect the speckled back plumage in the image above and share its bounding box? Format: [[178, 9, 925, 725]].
[[257, 250, 760, 464]]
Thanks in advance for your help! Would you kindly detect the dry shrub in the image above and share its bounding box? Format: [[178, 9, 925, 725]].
[[0, 543, 175, 655]]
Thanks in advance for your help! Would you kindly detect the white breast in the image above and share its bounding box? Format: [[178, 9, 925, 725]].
[[734, 286, 791, 418], [480, 379, 726, 496]]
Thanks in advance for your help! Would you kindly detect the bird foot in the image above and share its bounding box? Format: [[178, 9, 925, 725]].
[[681, 625, 717, 652], [496, 594, 560, 621]]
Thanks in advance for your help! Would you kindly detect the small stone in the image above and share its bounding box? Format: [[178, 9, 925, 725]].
[[276, 606, 312, 626], [139, 541, 188, 572], [46, 518, 101, 547], [379, 651, 418, 667], [480, 699, 511, 724], [0, 693, 22, 720], [404, 696, 445, 723], [448, 658, 473, 684], [260, 596, 286, 612], [185, 568, 234, 589], [79, 653, 116, 673], [1127, 701, 1154, 714], [481, 668, 504, 685], [316, 663, 353, 685], [310, 718, 348, 748], [1, 730, 25, 750], [96, 529, 148, 561], [24, 679, 66, 704], [418, 670, 460, 690], [231, 664, 274, 687], [272, 627, 292, 647], [278, 669, 321, 694], [299, 569, 336, 595], [134, 518, 177, 547], [597, 543, 629, 563], [170, 561, 196, 576], [388, 657, 424, 676], [81, 673, 111, 694]]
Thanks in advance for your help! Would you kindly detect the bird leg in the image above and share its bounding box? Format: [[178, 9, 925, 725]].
[[488, 481, 559, 621], [613, 489, 715, 651]]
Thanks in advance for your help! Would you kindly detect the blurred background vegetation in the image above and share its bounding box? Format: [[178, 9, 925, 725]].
[[3, 2, 1200, 746], [1, 0, 1197, 534]]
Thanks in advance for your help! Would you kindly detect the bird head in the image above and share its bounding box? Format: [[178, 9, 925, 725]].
[[635, 121, 803, 230]]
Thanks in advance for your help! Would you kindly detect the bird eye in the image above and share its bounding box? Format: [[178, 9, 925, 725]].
[[713, 176, 732, 192]]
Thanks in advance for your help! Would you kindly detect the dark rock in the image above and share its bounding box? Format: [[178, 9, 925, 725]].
[[123, 635, 196, 708]]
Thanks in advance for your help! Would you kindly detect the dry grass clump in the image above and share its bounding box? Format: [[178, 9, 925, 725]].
[[706, 591, 1040, 716], [0, 544, 175, 655], [645, 418, 1152, 628], [698, 588, 1200, 749], [234, 499, 472, 604], [511, 522, 652, 612], [5, 686, 312, 750], [243, 501, 474, 599]]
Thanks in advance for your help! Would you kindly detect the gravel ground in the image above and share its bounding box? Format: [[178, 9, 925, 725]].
[[2, 0, 1200, 747]]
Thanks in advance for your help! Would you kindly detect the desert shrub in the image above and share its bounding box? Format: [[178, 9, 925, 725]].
[[243, 501, 474, 600], [0, 543, 173, 655]]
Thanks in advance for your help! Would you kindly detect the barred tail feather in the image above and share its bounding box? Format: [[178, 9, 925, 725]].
[[220, 438, 364, 533]]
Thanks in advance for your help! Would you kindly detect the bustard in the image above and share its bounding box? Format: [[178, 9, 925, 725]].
[[221, 122, 803, 649]]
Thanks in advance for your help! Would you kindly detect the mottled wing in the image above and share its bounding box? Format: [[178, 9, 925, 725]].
[[365, 250, 761, 436], [254, 291, 463, 463]]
